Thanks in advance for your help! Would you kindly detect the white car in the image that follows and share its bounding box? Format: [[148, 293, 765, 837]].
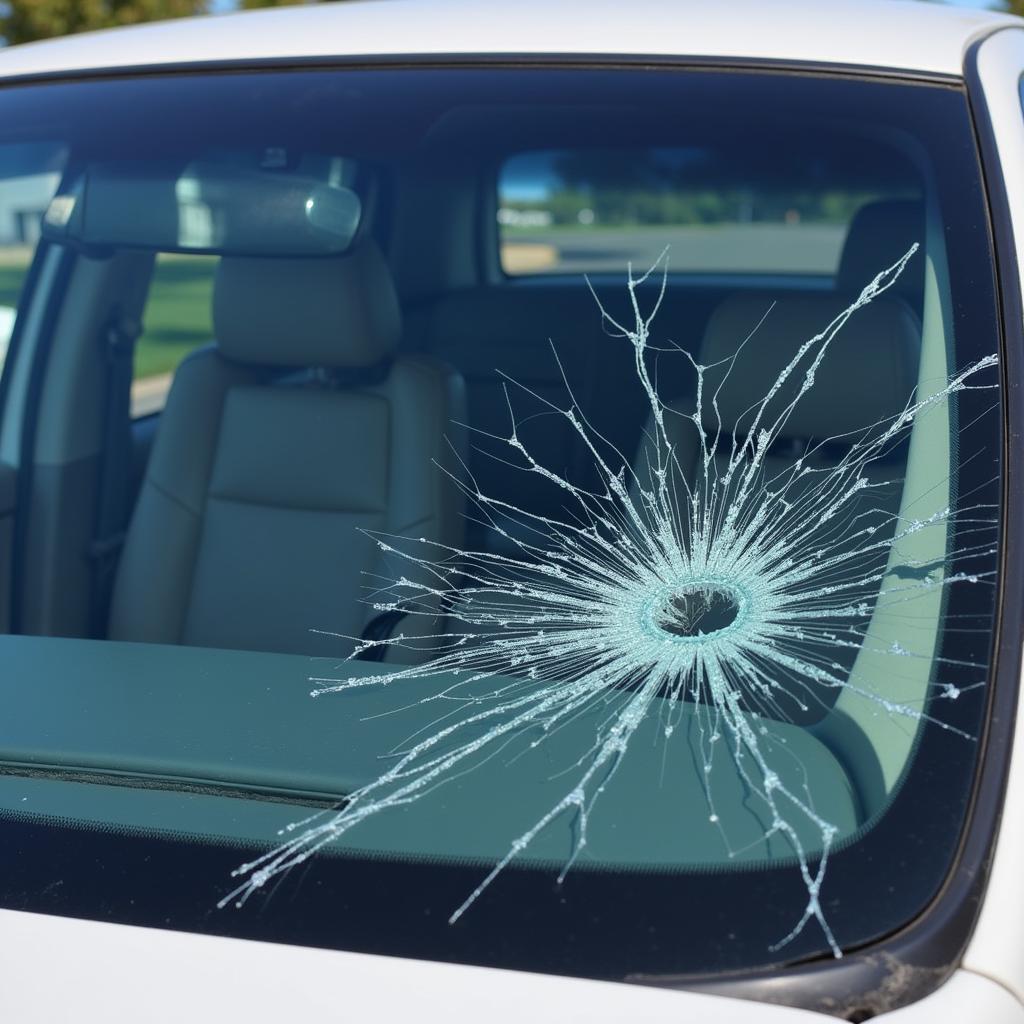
[[0, 1, 1021, 1021]]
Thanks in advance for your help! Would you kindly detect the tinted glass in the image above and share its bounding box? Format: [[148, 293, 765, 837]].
[[0, 68, 1002, 983], [498, 146, 909, 276], [0, 142, 64, 374], [131, 253, 215, 417]]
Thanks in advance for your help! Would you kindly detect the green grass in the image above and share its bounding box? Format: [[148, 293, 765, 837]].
[[134, 255, 215, 380], [0, 253, 215, 381], [0, 263, 30, 308]]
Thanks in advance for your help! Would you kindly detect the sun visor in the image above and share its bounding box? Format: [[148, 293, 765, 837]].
[[41, 154, 363, 256]]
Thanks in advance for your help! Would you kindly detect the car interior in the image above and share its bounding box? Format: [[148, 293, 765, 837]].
[[0, 69, 979, 881]]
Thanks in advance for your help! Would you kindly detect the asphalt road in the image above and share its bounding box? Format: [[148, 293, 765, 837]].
[[502, 223, 847, 276]]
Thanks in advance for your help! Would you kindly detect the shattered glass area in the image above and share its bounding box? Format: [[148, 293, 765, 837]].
[[223, 247, 998, 958]]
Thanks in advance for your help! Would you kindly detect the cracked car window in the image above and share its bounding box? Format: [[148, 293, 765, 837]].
[[0, 68, 1002, 979]]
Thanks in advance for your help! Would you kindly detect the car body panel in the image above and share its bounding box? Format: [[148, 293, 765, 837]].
[[0, 0, 1013, 82], [962, 26, 1024, 1008], [0, 907, 835, 1023], [880, 970, 1024, 1022], [0, 4, 1020, 1021]]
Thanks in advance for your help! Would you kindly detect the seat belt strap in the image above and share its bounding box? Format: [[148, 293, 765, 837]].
[[89, 310, 141, 638]]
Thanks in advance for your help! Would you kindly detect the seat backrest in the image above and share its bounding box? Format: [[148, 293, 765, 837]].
[[632, 291, 921, 728], [108, 242, 466, 658], [835, 198, 925, 311], [405, 282, 721, 552]]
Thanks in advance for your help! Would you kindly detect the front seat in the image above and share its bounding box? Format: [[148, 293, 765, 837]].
[[630, 290, 921, 823], [108, 241, 466, 657], [632, 291, 920, 715]]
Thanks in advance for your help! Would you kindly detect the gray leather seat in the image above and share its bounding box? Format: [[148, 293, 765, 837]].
[[633, 290, 920, 725], [108, 242, 466, 657]]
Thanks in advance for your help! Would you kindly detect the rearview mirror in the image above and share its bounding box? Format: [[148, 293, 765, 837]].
[[42, 157, 362, 256]]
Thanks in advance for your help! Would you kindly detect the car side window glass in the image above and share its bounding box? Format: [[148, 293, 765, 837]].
[[131, 252, 216, 418], [497, 147, 910, 278], [0, 143, 65, 377]]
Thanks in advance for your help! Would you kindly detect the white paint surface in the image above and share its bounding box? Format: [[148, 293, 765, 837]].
[[0, 0, 1014, 81], [963, 29, 1024, 1007], [880, 970, 1024, 1021], [0, 908, 831, 1023]]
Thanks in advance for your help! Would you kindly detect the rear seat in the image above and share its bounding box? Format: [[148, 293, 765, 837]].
[[405, 283, 725, 548], [406, 199, 923, 554]]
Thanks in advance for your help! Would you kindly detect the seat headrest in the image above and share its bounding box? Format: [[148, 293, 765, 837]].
[[699, 292, 920, 441], [836, 199, 925, 300], [213, 240, 401, 368]]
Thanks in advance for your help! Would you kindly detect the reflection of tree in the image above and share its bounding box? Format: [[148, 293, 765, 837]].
[[0, 0, 347, 46], [501, 147, 912, 229]]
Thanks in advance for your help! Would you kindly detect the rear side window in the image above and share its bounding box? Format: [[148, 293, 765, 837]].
[[498, 147, 910, 278]]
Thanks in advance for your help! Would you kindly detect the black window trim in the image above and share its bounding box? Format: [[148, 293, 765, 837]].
[[0, 53, 965, 91]]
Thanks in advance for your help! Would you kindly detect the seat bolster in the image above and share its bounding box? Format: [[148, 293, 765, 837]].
[[107, 348, 264, 644]]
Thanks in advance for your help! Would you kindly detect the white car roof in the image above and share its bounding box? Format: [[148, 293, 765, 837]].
[[0, 0, 1016, 81]]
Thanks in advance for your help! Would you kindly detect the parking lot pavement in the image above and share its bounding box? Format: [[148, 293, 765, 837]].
[[130, 372, 172, 418], [501, 223, 846, 276]]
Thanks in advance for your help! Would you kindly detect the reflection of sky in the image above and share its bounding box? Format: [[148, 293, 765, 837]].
[[501, 148, 710, 203], [501, 152, 559, 202]]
